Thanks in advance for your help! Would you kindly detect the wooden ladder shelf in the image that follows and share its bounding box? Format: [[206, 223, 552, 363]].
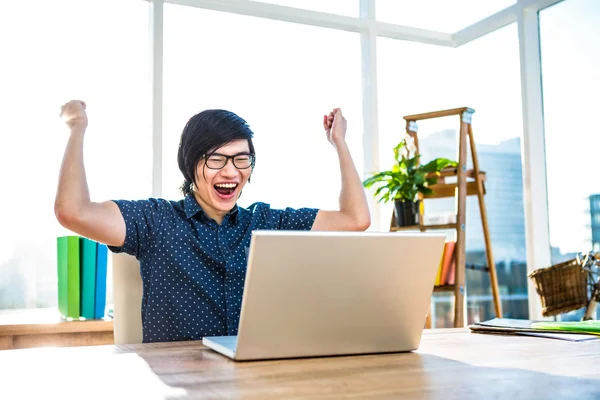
[[390, 107, 503, 328]]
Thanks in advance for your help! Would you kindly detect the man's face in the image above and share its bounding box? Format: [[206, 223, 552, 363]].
[[193, 139, 253, 218]]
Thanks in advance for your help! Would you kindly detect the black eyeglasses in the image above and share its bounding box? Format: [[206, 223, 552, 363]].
[[203, 153, 255, 170]]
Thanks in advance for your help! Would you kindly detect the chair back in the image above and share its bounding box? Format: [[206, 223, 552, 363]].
[[111, 252, 143, 344]]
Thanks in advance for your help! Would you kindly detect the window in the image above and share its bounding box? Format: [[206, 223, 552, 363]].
[[162, 5, 363, 211], [376, 0, 515, 33], [0, 0, 150, 310], [377, 24, 526, 326], [540, 0, 600, 320]]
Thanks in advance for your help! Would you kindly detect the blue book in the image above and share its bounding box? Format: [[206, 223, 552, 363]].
[[94, 243, 108, 319], [80, 238, 97, 319]]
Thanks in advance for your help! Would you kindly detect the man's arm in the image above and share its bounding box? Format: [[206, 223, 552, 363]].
[[312, 108, 371, 231], [54, 100, 126, 246]]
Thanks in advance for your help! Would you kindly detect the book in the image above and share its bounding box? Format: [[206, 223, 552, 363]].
[[94, 243, 108, 319], [446, 257, 456, 285], [57, 236, 80, 319], [434, 244, 446, 286], [440, 241, 455, 286], [80, 237, 97, 319], [530, 320, 600, 335]]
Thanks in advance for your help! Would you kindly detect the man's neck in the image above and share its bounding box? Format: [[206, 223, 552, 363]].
[[193, 193, 226, 225]]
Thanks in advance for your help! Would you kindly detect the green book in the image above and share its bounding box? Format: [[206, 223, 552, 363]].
[[531, 320, 600, 335], [57, 236, 80, 318], [80, 237, 97, 319]]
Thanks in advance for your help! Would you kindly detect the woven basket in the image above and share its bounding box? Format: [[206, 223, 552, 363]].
[[528, 258, 588, 317]]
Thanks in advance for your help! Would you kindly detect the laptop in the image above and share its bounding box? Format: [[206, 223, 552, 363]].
[[202, 230, 445, 361]]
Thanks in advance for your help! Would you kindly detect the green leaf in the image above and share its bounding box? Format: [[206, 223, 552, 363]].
[[393, 141, 404, 163], [381, 192, 391, 203], [419, 186, 434, 195], [362, 170, 394, 188], [413, 172, 426, 185], [373, 186, 389, 198], [421, 158, 458, 174], [405, 156, 418, 170], [425, 177, 438, 186]]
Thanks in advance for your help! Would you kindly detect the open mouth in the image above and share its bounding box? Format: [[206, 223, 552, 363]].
[[214, 182, 238, 199]]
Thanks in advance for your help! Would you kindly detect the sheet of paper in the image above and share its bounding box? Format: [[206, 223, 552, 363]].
[[516, 331, 600, 342]]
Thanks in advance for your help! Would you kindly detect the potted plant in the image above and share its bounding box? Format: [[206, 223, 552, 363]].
[[362, 136, 458, 227]]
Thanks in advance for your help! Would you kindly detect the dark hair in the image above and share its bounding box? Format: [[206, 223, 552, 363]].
[[177, 109, 255, 196]]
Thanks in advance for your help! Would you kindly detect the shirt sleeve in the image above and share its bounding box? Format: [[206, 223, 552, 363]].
[[107, 198, 166, 259], [268, 205, 319, 231]]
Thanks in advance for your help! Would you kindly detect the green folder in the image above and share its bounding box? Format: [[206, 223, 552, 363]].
[[530, 320, 600, 335], [80, 237, 97, 319], [57, 236, 80, 318]]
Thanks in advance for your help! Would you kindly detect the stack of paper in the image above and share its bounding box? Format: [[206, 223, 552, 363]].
[[469, 318, 600, 342]]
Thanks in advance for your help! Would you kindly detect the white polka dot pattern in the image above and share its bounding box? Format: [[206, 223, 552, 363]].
[[108, 195, 319, 343]]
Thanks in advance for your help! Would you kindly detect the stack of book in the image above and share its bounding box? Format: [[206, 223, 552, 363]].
[[434, 241, 456, 286], [57, 236, 108, 320]]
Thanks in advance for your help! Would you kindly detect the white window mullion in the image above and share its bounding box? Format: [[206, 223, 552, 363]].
[[518, 3, 552, 320], [360, 0, 381, 230], [150, 0, 164, 198]]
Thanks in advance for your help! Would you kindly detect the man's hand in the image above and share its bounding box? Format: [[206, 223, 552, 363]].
[[60, 100, 88, 133], [323, 108, 347, 147]]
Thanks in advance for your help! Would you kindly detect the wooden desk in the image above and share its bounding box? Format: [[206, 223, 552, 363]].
[[0, 309, 113, 350], [0, 329, 598, 399]]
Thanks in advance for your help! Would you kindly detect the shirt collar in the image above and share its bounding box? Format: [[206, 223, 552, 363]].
[[184, 194, 239, 224]]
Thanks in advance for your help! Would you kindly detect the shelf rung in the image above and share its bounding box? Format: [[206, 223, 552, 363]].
[[423, 181, 483, 199], [403, 107, 474, 122], [433, 285, 455, 293], [429, 168, 486, 181]]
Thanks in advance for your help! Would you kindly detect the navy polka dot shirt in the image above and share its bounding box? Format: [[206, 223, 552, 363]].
[[108, 194, 318, 343]]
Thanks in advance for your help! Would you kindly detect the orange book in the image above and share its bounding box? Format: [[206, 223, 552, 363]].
[[434, 245, 446, 286], [440, 241, 456, 286]]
